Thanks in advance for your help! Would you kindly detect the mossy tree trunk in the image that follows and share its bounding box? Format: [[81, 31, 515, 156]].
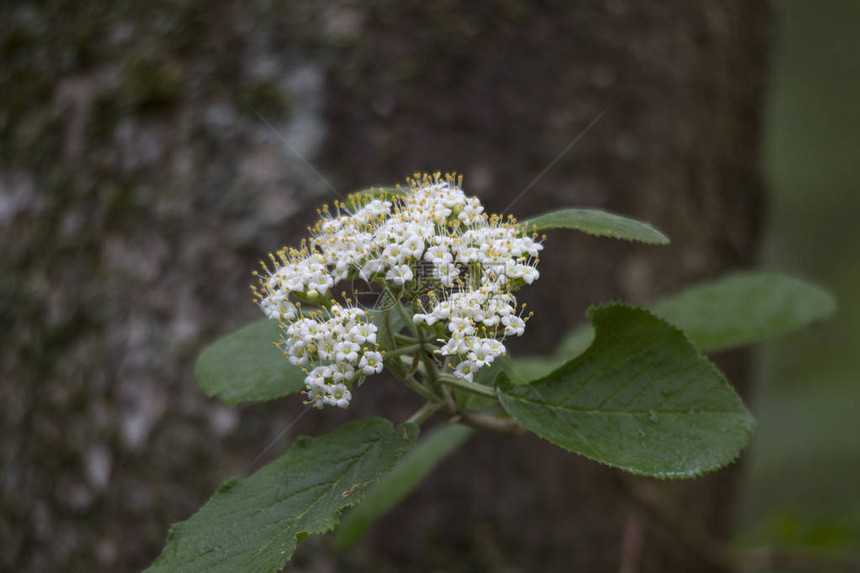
[[1, 2, 767, 572]]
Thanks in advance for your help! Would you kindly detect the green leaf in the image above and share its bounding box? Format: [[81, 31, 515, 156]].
[[651, 272, 836, 352], [334, 424, 473, 549], [555, 272, 835, 358], [146, 419, 418, 573], [498, 305, 754, 478], [522, 208, 669, 245], [368, 303, 407, 341], [195, 319, 305, 405], [554, 325, 596, 362], [474, 355, 514, 386], [506, 355, 569, 385]]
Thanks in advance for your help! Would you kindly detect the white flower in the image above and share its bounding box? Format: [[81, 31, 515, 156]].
[[454, 360, 478, 382], [359, 259, 385, 280], [331, 385, 352, 409], [385, 264, 414, 286], [448, 317, 475, 337], [260, 292, 297, 320], [502, 315, 526, 336], [520, 266, 539, 285], [255, 171, 543, 408], [458, 197, 484, 224], [331, 362, 356, 383], [359, 351, 384, 374], [483, 338, 506, 357], [440, 336, 469, 356], [425, 245, 453, 265], [431, 262, 457, 287], [334, 341, 360, 363], [402, 235, 425, 258], [306, 365, 331, 388], [381, 243, 408, 265], [348, 323, 377, 345], [468, 342, 497, 368]]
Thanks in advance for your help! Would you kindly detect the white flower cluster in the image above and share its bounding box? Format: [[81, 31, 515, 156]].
[[253, 172, 543, 407], [413, 287, 531, 382], [259, 254, 331, 321], [279, 303, 383, 408]]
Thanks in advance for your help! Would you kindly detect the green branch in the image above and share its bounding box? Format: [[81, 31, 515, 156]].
[[382, 344, 424, 360], [438, 374, 498, 399], [404, 401, 444, 425]]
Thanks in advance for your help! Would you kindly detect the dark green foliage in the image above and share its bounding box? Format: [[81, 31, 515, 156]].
[[334, 424, 474, 549], [195, 320, 306, 405], [522, 208, 670, 245], [499, 305, 755, 477], [146, 419, 418, 572], [555, 272, 836, 358], [652, 272, 836, 352]]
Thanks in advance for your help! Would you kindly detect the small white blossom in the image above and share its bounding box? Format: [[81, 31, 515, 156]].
[[502, 315, 526, 336], [425, 245, 453, 265], [468, 342, 497, 368], [359, 351, 384, 375], [385, 264, 414, 286], [454, 360, 478, 382], [349, 323, 377, 345], [448, 317, 476, 337], [433, 262, 460, 287]]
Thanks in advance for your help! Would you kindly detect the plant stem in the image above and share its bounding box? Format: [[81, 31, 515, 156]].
[[434, 383, 524, 435], [401, 374, 441, 402], [437, 374, 497, 399], [383, 343, 424, 359], [388, 290, 419, 337], [394, 333, 417, 344], [422, 355, 442, 396], [456, 411, 525, 435], [413, 322, 443, 395], [404, 401, 443, 425]]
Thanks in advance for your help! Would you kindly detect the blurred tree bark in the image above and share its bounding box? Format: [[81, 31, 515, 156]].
[[0, 1, 768, 572]]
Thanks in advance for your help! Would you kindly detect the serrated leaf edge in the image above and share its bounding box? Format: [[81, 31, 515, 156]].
[[148, 421, 418, 572], [522, 208, 670, 245], [285, 422, 419, 553], [499, 303, 756, 479]]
